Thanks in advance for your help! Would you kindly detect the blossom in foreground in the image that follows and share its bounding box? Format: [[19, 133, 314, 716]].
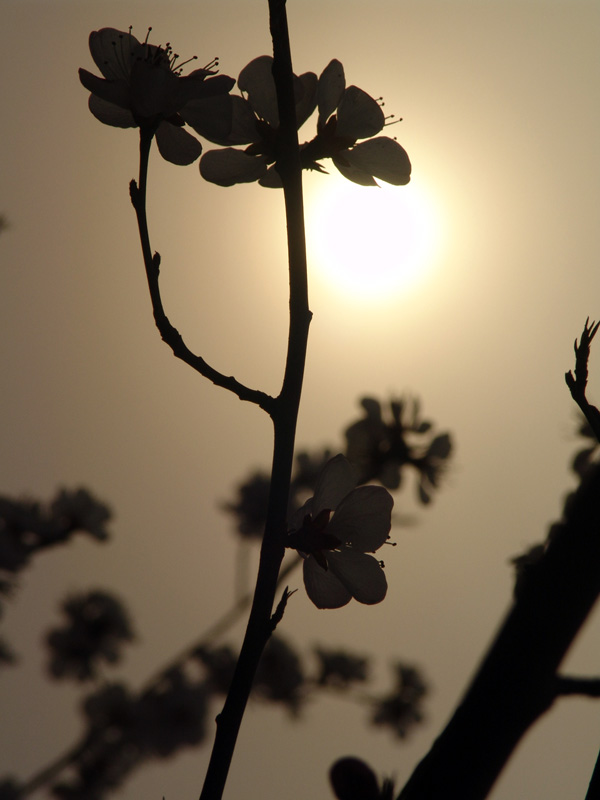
[[302, 58, 411, 186], [287, 455, 393, 609], [199, 57, 411, 187], [197, 55, 318, 186], [79, 27, 235, 165]]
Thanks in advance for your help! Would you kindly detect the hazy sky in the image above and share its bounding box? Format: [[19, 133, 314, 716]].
[[2, 1, 600, 798]]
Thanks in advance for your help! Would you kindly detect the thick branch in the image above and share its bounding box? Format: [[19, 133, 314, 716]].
[[398, 463, 600, 800]]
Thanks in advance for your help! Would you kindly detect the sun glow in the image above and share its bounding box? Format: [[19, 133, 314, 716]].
[[305, 174, 442, 302]]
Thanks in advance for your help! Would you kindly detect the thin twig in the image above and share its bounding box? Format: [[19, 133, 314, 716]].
[[565, 318, 600, 443], [129, 133, 273, 413], [554, 675, 600, 698]]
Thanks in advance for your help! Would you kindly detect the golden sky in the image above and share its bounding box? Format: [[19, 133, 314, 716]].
[[2, 1, 600, 798]]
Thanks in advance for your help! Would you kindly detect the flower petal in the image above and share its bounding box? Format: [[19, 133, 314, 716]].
[[332, 155, 378, 186], [181, 95, 237, 144], [318, 59, 345, 128], [184, 95, 259, 146], [89, 28, 140, 81], [312, 455, 359, 516], [303, 556, 352, 609], [336, 86, 385, 140], [328, 550, 388, 605], [295, 72, 318, 129], [176, 73, 236, 107], [238, 56, 279, 127], [79, 69, 131, 110], [88, 94, 136, 128], [200, 148, 268, 186], [155, 121, 203, 165], [328, 486, 393, 551], [344, 137, 411, 186], [258, 166, 283, 188]]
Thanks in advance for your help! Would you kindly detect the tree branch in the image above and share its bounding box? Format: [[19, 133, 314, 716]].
[[129, 131, 273, 413], [198, 2, 311, 798], [398, 463, 600, 800]]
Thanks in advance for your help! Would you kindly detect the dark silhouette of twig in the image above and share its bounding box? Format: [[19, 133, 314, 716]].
[[129, 144, 274, 414], [565, 318, 600, 443], [554, 675, 600, 698], [199, 2, 311, 798]]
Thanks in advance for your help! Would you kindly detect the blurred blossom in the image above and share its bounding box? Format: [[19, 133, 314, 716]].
[[0, 779, 22, 800], [314, 647, 368, 687], [224, 449, 331, 541], [0, 637, 17, 666], [46, 591, 134, 681], [287, 455, 393, 609], [82, 682, 142, 739], [372, 664, 427, 738], [345, 397, 452, 503], [254, 636, 305, 714], [138, 669, 208, 757], [223, 471, 271, 540], [194, 644, 237, 694], [79, 27, 234, 165], [51, 489, 111, 542], [0, 489, 110, 574], [329, 757, 394, 800], [199, 57, 410, 188]]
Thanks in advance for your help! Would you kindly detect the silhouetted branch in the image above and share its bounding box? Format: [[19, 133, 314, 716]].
[[554, 675, 600, 698], [129, 134, 273, 413], [586, 748, 600, 800], [565, 318, 600, 443], [199, 3, 311, 798], [398, 463, 600, 800]]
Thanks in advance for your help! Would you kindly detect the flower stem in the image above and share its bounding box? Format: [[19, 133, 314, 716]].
[[199, 2, 311, 798]]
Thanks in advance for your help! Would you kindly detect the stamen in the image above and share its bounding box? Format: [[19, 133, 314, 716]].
[[384, 114, 403, 127], [177, 55, 199, 70], [203, 57, 220, 73]]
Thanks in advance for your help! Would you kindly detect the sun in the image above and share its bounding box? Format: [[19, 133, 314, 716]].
[[304, 173, 442, 302]]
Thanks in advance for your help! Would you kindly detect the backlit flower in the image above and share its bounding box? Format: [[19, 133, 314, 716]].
[[79, 27, 235, 165], [302, 59, 411, 186], [287, 455, 393, 609], [198, 55, 318, 186], [199, 57, 410, 188]]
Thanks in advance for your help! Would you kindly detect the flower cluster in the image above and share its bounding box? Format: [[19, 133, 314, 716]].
[[79, 27, 234, 164], [198, 56, 411, 188], [45, 591, 134, 681], [287, 455, 393, 609], [314, 646, 368, 687], [371, 663, 428, 738], [345, 397, 452, 504]]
